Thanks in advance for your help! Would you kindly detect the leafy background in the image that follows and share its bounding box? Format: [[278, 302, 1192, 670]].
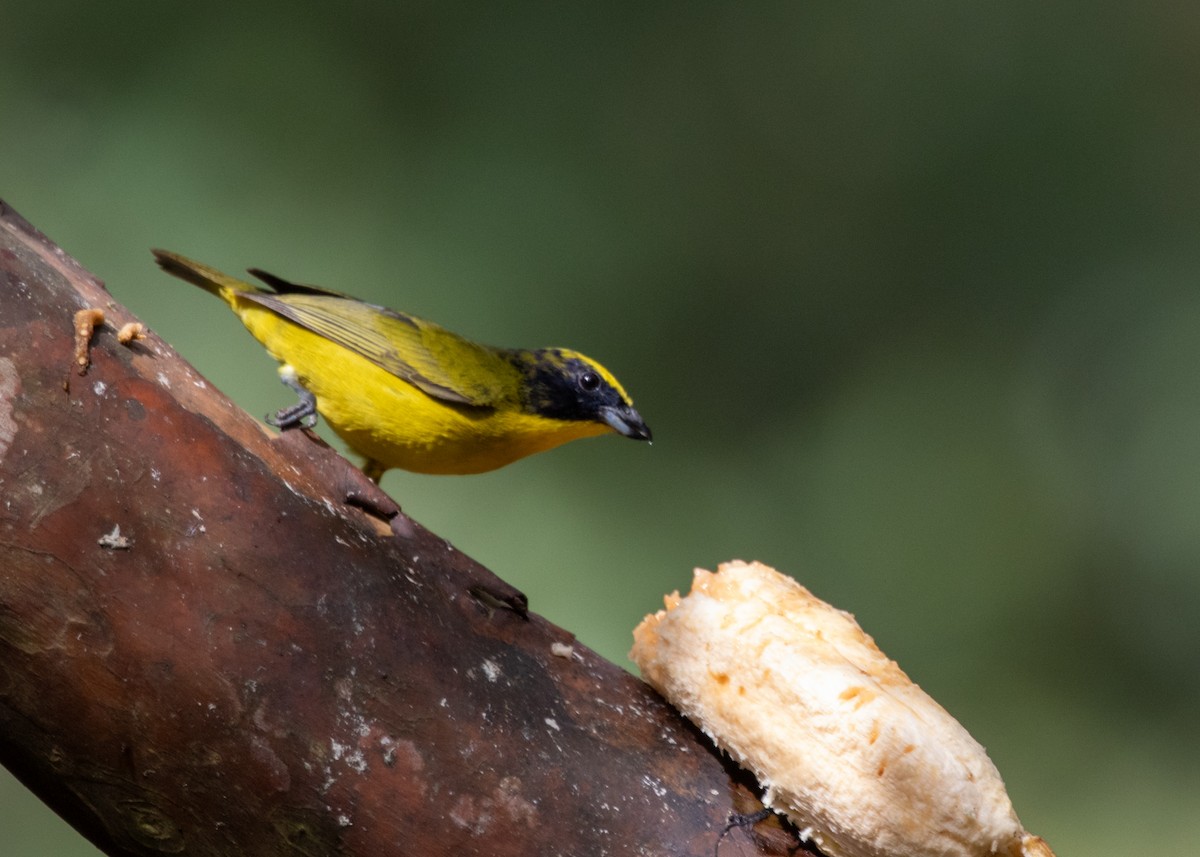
[[4, 3, 1200, 854]]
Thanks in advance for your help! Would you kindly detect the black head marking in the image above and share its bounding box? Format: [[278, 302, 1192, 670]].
[[516, 351, 626, 421]]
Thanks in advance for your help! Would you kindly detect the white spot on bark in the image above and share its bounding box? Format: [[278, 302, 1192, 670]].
[[481, 659, 501, 682], [98, 524, 133, 550], [0, 357, 18, 461]]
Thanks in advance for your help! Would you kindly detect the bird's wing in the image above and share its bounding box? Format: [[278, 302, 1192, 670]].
[[248, 268, 359, 299], [239, 290, 514, 407]]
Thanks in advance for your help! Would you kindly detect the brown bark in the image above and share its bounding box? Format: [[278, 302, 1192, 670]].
[[0, 200, 812, 857]]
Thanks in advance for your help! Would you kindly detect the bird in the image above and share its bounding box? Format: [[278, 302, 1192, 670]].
[[152, 250, 651, 481]]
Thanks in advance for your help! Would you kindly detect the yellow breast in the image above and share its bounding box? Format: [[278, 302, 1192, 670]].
[[236, 303, 610, 474]]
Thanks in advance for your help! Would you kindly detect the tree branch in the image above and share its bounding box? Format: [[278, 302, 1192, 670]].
[[0, 200, 810, 856]]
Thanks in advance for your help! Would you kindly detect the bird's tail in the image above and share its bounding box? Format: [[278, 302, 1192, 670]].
[[152, 249, 259, 305]]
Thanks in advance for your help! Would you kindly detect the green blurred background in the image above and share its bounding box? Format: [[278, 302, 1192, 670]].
[[3, 2, 1198, 854]]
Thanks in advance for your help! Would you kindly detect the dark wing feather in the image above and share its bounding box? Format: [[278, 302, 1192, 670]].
[[248, 268, 357, 299], [238, 290, 514, 407]]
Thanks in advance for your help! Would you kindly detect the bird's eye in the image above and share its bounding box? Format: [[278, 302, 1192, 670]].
[[579, 371, 601, 392]]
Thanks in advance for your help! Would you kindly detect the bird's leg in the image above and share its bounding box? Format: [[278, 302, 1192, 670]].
[[267, 365, 318, 429], [361, 458, 386, 484]]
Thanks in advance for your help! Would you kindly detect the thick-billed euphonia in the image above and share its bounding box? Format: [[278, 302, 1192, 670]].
[[152, 251, 650, 481]]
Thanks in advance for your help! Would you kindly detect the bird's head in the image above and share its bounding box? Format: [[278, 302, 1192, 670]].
[[512, 348, 651, 442]]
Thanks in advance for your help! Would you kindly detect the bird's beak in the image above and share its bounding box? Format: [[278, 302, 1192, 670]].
[[601, 404, 652, 441]]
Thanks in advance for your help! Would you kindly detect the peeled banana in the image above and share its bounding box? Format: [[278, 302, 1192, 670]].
[[630, 560, 1054, 857]]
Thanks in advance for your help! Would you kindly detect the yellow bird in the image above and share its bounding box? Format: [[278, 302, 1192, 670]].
[[152, 251, 651, 481]]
